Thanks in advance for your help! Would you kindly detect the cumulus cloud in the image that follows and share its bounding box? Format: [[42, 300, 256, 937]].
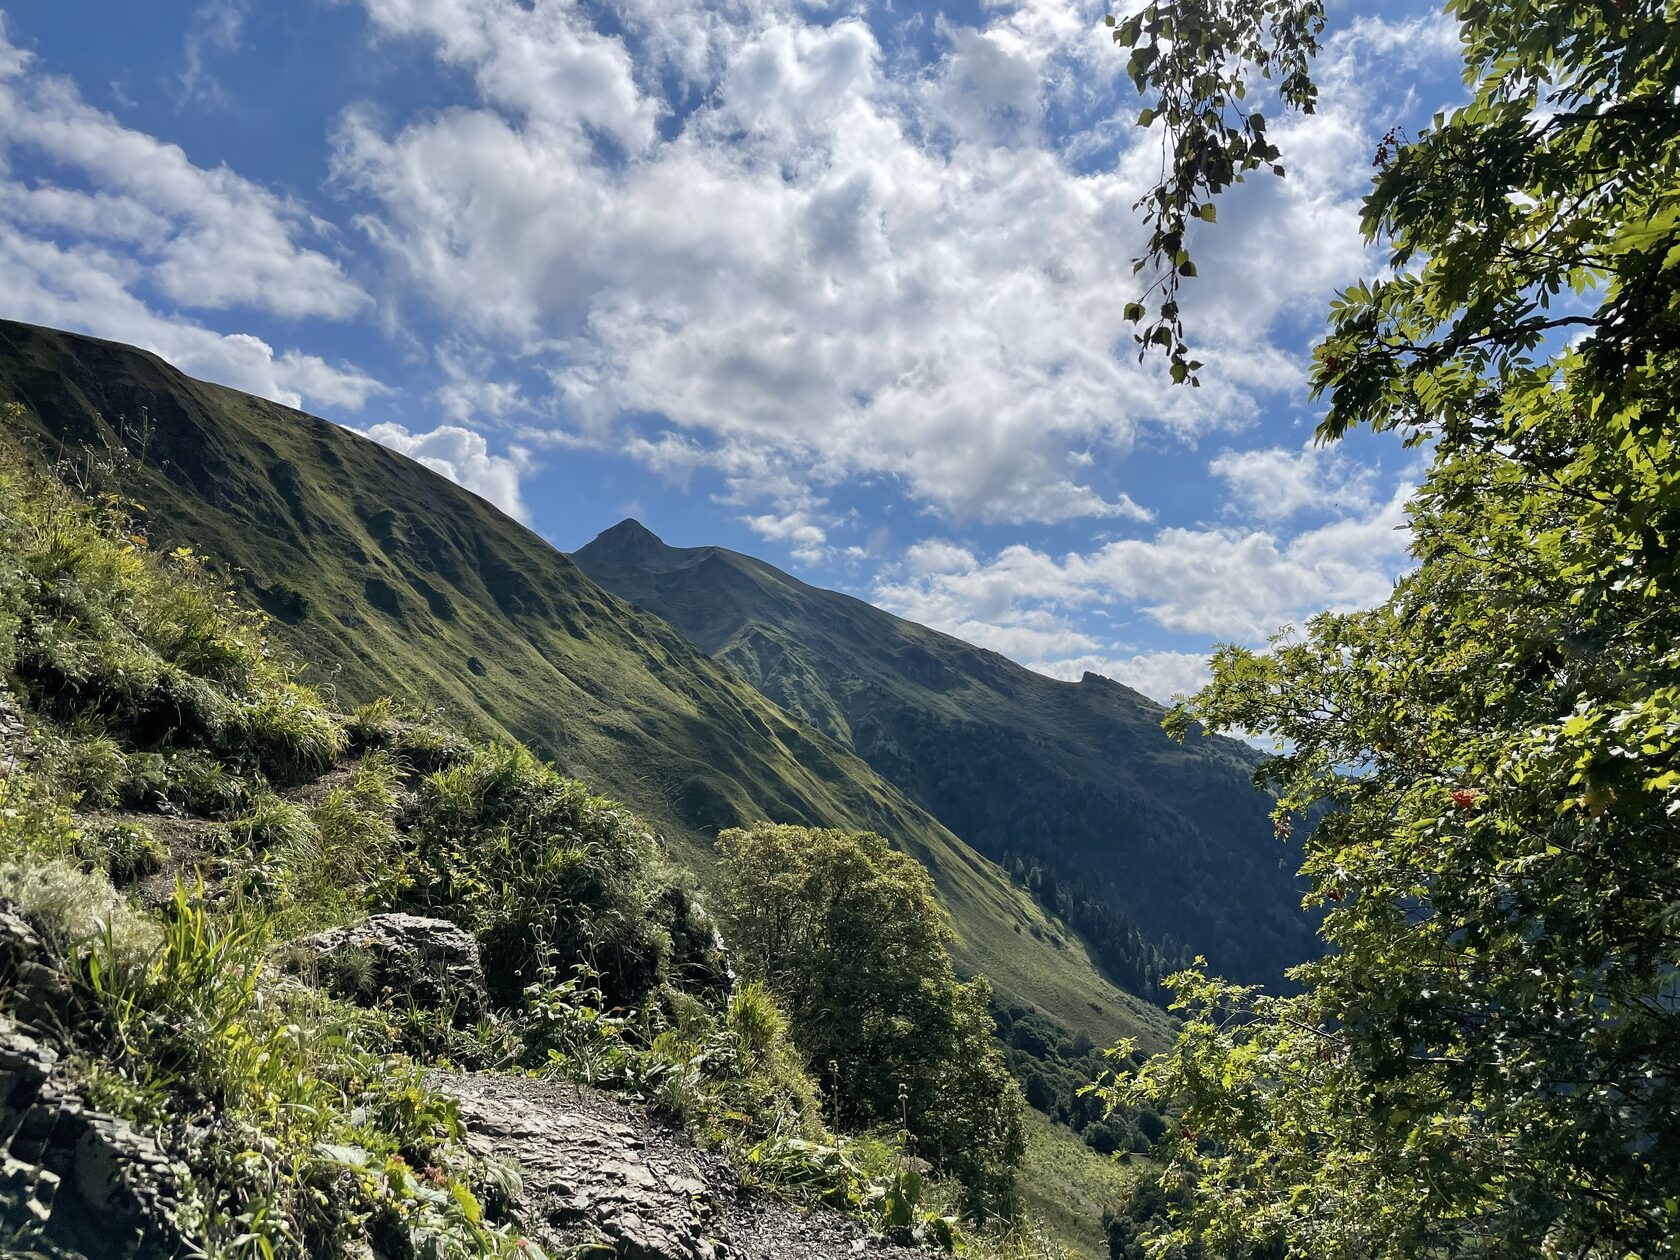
[[874, 478, 1414, 677], [1029, 650, 1214, 706], [1210, 443, 1378, 522], [357, 421, 533, 520], [0, 226, 385, 410], [331, 0, 1445, 529], [905, 539, 978, 576], [0, 30, 366, 320], [0, 18, 380, 413]]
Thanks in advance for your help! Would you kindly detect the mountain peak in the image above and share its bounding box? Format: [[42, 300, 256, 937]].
[[598, 517, 664, 545], [582, 518, 676, 564]]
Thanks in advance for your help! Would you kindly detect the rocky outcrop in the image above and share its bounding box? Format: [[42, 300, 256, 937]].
[[0, 901, 184, 1257], [281, 913, 489, 1019], [437, 1071, 928, 1260], [0, 1021, 185, 1258]]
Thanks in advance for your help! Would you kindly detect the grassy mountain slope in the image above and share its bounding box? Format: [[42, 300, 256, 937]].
[[575, 520, 1315, 986], [0, 317, 1166, 1049]]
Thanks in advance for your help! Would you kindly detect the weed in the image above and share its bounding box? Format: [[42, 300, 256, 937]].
[[79, 819, 166, 883], [346, 696, 397, 749], [229, 793, 314, 855]]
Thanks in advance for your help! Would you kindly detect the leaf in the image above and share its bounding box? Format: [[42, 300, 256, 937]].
[[449, 1181, 483, 1224]]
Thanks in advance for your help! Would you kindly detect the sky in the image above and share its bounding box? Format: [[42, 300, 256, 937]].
[[0, 0, 1465, 704]]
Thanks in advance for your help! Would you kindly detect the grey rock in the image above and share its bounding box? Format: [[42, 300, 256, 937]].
[[283, 912, 488, 1020], [0, 901, 76, 1035], [0, 1019, 185, 1259], [435, 1071, 932, 1260]]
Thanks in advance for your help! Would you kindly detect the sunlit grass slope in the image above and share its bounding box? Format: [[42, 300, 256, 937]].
[[0, 317, 1167, 1051]]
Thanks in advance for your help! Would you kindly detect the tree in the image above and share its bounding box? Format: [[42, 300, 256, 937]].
[[1090, 0, 1680, 1255], [714, 822, 1026, 1214]]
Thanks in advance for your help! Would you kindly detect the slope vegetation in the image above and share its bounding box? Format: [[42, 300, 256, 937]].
[[0, 318, 1164, 1049], [575, 521, 1314, 986]]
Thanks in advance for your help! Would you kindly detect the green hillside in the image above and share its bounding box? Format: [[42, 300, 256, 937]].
[[0, 317, 1167, 1051], [575, 520, 1315, 988]]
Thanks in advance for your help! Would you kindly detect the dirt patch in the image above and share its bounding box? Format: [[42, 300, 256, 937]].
[[74, 810, 228, 909]]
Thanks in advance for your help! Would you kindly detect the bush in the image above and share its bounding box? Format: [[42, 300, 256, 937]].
[[229, 792, 315, 854], [80, 819, 166, 883], [401, 743, 722, 1008], [715, 823, 1026, 1216]]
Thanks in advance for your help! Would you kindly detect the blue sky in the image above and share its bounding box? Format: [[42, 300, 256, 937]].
[[0, 0, 1462, 702]]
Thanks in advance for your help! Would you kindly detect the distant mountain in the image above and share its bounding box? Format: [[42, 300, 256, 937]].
[[576, 520, 1315, 987], [0, 318, 1167, 1050]]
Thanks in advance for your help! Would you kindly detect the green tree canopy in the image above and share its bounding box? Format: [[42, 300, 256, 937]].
[[1092, 0, 1680, 1255], [714, 822, 1026, 1214]]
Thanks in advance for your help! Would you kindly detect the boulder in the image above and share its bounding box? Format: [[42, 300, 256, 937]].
[[283, 913, 488, 1020]]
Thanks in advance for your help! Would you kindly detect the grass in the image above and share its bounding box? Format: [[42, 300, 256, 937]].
[[0, 317, 1159, 1057], [0, 431, 1078, 1257], [1015, 1107, 1146, 1260]]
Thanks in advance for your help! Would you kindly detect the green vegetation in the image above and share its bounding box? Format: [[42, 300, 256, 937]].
[[715, 822, 1027, 1215], [995, 1006, 1158, 1159], [0, 423, 1075, 1256], [1012, 1109, 1147, 1260], [0, 318, 1154, 1055], [575, 520, 1309, 990], [1092, 0, 1680, 1255]]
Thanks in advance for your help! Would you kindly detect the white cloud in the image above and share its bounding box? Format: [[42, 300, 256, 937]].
[[177, 0, 250, 105], [358, 0, 658, 150], [0, 227, 385, 410], [743, 506, 828, 564], [874, 479, 1414, 667], [0, 18, 380, 414], [331, 0, 1455, 529], [1030, 650, 1214, 706], [357, 421, 532, 520], [905, 538, 977, 576], [1210, 443, 1378, 521], [0, 22, 366, 320]]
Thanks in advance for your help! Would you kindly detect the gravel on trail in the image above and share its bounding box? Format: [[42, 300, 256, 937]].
[[434, 1071, 935, 1260]]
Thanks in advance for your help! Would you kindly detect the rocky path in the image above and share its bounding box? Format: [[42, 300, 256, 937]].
[[436, 1071, 927, 1260]]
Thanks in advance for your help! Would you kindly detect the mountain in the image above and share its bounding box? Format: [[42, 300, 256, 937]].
[[575, 520, 1315, 987], [0, 317, 1167, 1051]]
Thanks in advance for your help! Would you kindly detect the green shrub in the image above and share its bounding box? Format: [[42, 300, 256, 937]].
[[346, 696, 398, 749], [234, 683, 345, 784], [288, 777, 400, 915], [401, 743, 716, 1008], [715, 823, 1027, 1216], [229, 793, 315, 855], [36, 728, 128, 808], [79, 820, 166, 883], [394, 719, 470, 772], [0, 771, 79, 864]]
